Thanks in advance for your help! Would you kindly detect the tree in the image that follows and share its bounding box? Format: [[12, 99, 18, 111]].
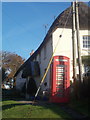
[[0, 51, 25, 81], [0, 67, 8, 83]]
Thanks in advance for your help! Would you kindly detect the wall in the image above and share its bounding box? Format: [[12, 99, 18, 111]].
[[33, 36, 53, 92], [16, 70, 26, 91], [52, 28, 89, 81]]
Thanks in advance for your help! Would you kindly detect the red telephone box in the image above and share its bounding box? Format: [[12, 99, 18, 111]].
[[50, 56, 70, 103]]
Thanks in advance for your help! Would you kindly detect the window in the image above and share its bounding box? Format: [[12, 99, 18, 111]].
[[83, 36, 90, 48]]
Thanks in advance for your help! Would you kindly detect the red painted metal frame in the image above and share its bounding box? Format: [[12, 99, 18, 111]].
[[50, 56, 70, 103]]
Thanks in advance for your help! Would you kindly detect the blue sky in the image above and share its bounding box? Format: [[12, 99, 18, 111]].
[[2, 2, 71, 59]]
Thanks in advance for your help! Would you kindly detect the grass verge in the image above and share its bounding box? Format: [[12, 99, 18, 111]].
[[2, 100, 71, 119]]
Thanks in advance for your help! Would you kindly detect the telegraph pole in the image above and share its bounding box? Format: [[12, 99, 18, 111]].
[[72, 1, 77, 82], [75, 0, 83, 83]]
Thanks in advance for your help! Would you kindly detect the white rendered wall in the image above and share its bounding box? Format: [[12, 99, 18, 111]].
[[16, 70, 26, 91], [33, 28, 89, 89], [33, 37, 53, 91], [52, 28, 89, 81]]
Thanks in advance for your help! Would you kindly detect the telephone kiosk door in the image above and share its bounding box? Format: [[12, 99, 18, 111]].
[[50, 56, 70, 103]]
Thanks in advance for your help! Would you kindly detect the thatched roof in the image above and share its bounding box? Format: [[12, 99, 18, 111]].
[[49, 2, 89, 31], [29, 2, 90, 59], [14, 2, 90, 77]]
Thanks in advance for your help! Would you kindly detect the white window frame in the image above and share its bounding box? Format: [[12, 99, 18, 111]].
[[83, 35, 90, 49]]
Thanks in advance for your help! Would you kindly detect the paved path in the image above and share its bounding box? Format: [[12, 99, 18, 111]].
[[58, 104, 88, 120]]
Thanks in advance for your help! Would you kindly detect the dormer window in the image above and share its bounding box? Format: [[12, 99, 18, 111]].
[[83, 36, 90, 48]]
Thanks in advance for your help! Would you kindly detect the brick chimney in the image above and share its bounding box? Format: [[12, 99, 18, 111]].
[[30, 50, 34, 56]]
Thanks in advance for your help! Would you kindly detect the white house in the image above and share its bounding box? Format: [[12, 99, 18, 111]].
[[14, 2, 90, 101]]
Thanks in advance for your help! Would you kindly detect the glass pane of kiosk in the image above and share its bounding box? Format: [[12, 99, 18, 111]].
[[56, 65, 65, 97]]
